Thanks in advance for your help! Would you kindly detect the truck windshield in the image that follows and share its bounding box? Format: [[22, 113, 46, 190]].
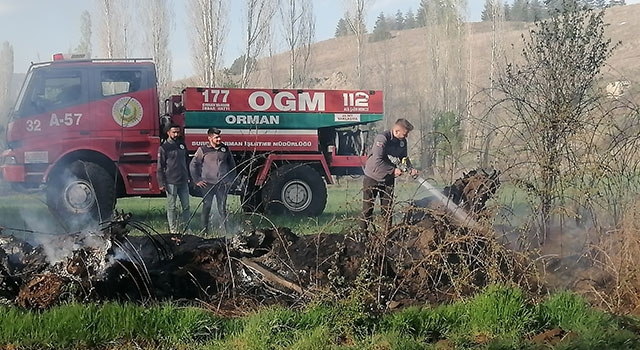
[[11, 69, 34, 120], [14, 68, 82, 118]]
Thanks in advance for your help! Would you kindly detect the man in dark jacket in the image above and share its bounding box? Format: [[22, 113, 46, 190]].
[[190, 128, 237, 234], [157, 124, 191, 234], [360, 118, 417, 233]]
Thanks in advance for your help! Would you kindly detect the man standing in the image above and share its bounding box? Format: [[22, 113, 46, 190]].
[[157, 123, 191, 234], [190, 128, 237, 234], [360, 118, 418, 233]]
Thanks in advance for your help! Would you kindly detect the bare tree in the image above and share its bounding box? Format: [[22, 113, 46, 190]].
[[266, 28, 280, 88], [0, 41, 13, 148], [188, 0, 228, 86], [480, 0, 505, 167], [74, 10, 92, 55], [342, 0, 373, 88], [279, 0, 315, 88], [240, 0, 278, 88], [141, 0, 173, 99], [95, 0, 134, 58]]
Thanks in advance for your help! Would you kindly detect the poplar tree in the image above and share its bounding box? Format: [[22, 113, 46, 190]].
[[0, 42, 13, 148], [141, 0, 172, 98], [75, 11, 92, 55], [187, 0, 228, 86]]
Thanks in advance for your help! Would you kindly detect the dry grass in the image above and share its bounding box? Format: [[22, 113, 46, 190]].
[[584, 202, 640, 313]]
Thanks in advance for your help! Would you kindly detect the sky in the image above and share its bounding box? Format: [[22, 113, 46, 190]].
[[0, 0, 635, 79], [0, 0, 484, 79]]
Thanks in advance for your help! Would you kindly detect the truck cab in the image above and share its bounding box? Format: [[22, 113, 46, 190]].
[[1, 55, 161, 226]]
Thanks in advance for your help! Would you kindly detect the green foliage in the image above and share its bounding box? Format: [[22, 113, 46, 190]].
[[393, 10, 405, 30], [226, 307, 299, 349], [370, 12, 393, 42], [0, 287, 638, 349], [433, 111, 463, 165], [228, 55, 256, 76], [537, 291, 638, 348], [581, 0, 607, 8], [334, 13, 368, 38], [335, 17, 350, 37], [383, 304, 464, 342], [0, 302, 224, 348], [417, 0, 465, 28], [220, 68, 240, 88], [404, 9, 417, 29], [465, 285, 536, 338], [494, 1, 620, 235], [483, 0, 548, 22], [481, 0, 498, 22], [537, 291, 591, 330]]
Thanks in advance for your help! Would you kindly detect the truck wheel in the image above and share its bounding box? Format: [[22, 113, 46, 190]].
[[46, 161, 116, 226], [262, 164, 327, 216]]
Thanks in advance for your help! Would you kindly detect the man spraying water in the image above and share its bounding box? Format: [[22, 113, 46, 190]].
[[359, 118, 418, 233]]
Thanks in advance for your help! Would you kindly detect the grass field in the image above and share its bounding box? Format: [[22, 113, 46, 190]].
[[0, 285, 637, 349], [0, 176, 436, 237]]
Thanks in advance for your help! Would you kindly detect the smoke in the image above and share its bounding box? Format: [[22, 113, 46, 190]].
[[8, 204, 104, 268], [34, 231, 111, 266]]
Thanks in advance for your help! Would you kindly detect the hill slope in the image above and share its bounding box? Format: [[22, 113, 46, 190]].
[[248, 4, 639, 104]]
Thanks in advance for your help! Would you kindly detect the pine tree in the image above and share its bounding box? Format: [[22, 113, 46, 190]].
[[504, 2, 512, 20], [609, 0, 626, 6], [581, 0, 606, 8], [481, 0, 497, 21], [335, 17, 349, 37], [370, 12, 392, 42], [545, 0, 565, 12], [394, 9, 405, 30], [530, 0, 546, 21], [416, 4, 427, 27], [511, 0, 529, 21], [405, 9, 417, 28]]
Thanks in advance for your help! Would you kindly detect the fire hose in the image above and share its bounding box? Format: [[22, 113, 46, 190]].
[[388, 155, 482, 231]]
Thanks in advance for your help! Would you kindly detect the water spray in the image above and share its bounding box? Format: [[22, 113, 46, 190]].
[[388, 155, 482, 231]]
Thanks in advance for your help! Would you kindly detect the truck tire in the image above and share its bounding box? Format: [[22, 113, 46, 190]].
[[262, 164, 327, 216], [46, 161, 116, 227]]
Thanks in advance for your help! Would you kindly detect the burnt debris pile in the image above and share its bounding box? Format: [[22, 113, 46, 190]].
[[0, 169, 550, 310]]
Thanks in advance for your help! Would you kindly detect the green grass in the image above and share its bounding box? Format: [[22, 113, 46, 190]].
[[0, 177, 434, 236], [0, 286, 637, 349]]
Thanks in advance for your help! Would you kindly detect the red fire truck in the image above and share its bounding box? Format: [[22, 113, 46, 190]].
[[0, 55, 384, 224]]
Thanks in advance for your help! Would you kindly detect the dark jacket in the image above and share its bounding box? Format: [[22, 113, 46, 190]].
[[190, 143, 237, 186], [157, 138, 189, 187], [364, 130, 409, 182]]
